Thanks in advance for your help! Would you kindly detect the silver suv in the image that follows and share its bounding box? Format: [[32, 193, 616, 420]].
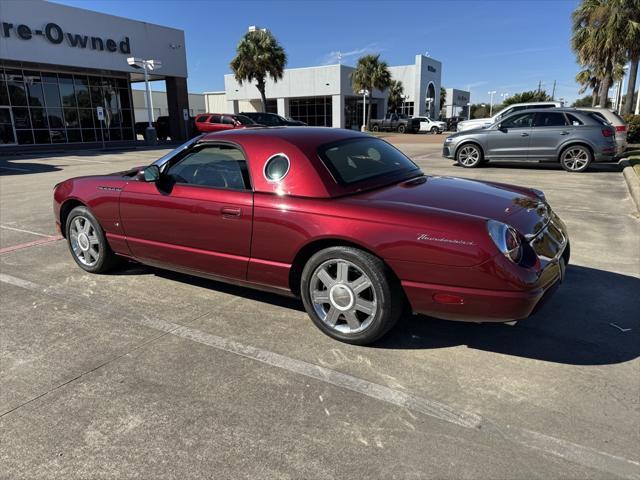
[[443, 108, 616, 172]]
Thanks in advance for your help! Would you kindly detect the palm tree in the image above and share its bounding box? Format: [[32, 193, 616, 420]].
[[351, 54, 392, 129], [230, 29, 287, 112], [572, 0, 628, 108], [387, 80, 404, 113], [620, 0, 640, 114], [576, 67, 601, 106]]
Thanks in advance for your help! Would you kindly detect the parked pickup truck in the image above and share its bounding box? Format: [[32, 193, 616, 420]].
[[407, 116, 447, 134], [370, 113, 410, 133]]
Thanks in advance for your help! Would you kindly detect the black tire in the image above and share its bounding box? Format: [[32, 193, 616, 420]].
[[371, 124, 380, 132], [430, 127, 438, 134], [559, 145, 592, 172], [300, 246, 403, 345], [397, 124, 406, 134], [455, 143, 484, 168], [65, 206, 121, 274]]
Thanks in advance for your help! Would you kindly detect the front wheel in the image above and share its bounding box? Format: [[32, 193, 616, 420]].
[[300, 247, 402, 345], [66, 206, 121, 273], [560, 145, 592, 172], [430, 127, 438, 134], [397, 124, 406, 134], [456, 143, 483, 168]]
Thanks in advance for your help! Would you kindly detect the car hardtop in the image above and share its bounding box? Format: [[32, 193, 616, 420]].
[[194, 127, 422, 199]]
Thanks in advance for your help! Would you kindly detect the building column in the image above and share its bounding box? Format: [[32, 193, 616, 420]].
[[226, 100, 239, 113], [332, 94, 344, 128], [277, 98, 289, 118], [165, 76, 190, 141]]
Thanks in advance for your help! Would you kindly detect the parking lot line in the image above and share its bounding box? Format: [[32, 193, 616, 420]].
[[0, 235, 62, 255], [1, 271, 638, 479], [0, 225, 54, 238]]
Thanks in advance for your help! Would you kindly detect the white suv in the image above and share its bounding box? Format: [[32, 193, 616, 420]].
[[456, 101, 562, 132]]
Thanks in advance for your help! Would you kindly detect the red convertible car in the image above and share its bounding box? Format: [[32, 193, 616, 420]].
[[53, 128, 569, 344]]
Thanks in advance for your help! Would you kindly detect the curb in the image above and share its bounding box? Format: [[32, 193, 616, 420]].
[[621, 159, 640, 212]]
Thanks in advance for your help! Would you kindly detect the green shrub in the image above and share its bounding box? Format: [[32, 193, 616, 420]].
[[623, 114, 640, 144]]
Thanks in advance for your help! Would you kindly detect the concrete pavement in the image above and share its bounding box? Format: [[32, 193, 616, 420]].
[[1, 141, 638, 479]]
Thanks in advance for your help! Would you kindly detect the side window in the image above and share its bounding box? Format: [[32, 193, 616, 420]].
[[209, 114, 222, 124], [533, 112, 568, 127], [566, 114, 583, 126], [221, 116, 235, 125], [501, 112, 535, 129], [166, 145, 250, 190], [196, 115, 209, 123], [588, 112, 608, 125], [262, 115, 279, 126]]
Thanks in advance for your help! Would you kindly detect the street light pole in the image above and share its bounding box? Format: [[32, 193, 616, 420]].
[[488, 90, 496, 117], [143, 63, 154, 129], [128, 57, 162, 145], [359, 89, 368, 131]]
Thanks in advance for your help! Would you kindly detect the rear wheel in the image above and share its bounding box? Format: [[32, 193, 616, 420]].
[[397, 124, 406, 134], [301, 247, 402, 345], [456, 143, 483, 168], [560, 145, 591, 172], [371, 124, 380, 132], [66, 206, 120, 273]]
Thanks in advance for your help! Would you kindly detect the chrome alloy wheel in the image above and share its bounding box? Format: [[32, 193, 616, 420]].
[[309, 259, 377, 334], [561, 147, 589, 171], [69, 216, 100, 267], [458, 145, 480, 166]]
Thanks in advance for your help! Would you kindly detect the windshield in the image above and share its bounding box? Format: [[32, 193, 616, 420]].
[[318, 137, 420, 185], [153, 135, 203, 170]]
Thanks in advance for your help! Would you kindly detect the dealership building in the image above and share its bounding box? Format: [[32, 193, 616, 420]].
[[0, 0, 190, 148], [206, 54, 442, 130]]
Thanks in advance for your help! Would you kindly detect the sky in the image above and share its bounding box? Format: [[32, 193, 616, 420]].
[[55, 0, 585, 104]]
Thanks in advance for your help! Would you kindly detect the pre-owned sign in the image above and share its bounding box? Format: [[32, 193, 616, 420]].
[[0, 21, 131, 54]]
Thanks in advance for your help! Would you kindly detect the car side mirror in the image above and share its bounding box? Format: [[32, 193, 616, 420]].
[[142, 165, 160, 182], [497, 123, 506, 131]]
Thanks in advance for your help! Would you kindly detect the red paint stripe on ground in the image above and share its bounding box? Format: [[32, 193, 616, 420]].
[[0, 236, 63, 254]]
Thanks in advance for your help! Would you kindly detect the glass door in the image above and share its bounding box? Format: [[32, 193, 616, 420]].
[[0, 107, 17, 145]]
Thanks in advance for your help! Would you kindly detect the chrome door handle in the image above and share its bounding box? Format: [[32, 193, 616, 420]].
[[520, 132, 529, 137], [221, 207, 241, 218], [560, 131, 570, 135]]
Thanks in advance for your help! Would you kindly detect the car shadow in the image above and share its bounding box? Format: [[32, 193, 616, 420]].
[[115, 262, 639, 366], [450, 160, 623, 173], [0, 158, 63, 176], [377, 264, 639, 365]]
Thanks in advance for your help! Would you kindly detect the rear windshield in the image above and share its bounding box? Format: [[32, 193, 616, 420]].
[[318, 137, 420, 185]]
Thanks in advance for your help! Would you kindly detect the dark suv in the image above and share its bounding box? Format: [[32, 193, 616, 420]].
[[240, 112, 306, 126]]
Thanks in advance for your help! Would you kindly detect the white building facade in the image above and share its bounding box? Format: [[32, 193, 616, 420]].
[[206, 54, 441, 130], [0, 0, 191, 148], [444, 88, 470, 118]]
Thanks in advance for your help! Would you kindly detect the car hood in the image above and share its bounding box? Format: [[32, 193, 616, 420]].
[[350, 175, 547, 235], [458, 118, 493, 129]]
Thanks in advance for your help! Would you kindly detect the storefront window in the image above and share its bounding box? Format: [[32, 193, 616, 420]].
[[289, 96, 332, 126], [0, 67, 134, 146]]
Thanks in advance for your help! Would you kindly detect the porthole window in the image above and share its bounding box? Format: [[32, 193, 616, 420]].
[[264, 153, 290, 182]]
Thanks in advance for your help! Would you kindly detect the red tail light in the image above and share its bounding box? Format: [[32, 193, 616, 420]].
[[602, 128, 614, 137], [615, 125, 626, 132]]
